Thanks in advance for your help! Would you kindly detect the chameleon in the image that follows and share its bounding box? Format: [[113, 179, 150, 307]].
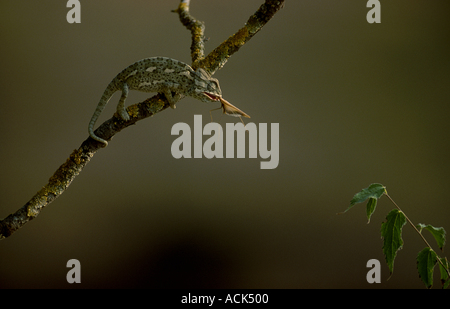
[[88, 56, 250, 145]]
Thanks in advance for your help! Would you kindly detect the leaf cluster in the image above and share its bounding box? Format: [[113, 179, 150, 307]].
[[341, 183, 449, 289]]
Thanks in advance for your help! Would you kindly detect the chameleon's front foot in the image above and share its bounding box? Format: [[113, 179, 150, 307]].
[[163, 90, 181, 109]]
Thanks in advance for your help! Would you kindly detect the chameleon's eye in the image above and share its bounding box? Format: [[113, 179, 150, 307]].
[[211, 80, 219, 91]]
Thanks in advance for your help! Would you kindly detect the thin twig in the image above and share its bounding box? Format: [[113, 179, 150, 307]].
[[385, 193, 433, 248]]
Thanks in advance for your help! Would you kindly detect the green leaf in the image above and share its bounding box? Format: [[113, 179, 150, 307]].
[[381, 209, 406, 275], [417, 247, 437, 289], [366, 197, 377, 224], [339, 183, 386, 214], [438, 256, 450, 289], [416, 223, 446, 251]]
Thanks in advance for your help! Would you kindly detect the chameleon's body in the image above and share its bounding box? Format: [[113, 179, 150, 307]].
[[88, 56, 249, 145]]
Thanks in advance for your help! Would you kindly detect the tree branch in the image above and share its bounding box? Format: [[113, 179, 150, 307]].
[[0, 0, 284, 239], [0, 95, 170, 239], [174, 0, 285, 73]]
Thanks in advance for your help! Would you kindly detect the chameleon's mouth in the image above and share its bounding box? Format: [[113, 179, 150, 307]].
[[203, 92, 221, 101]]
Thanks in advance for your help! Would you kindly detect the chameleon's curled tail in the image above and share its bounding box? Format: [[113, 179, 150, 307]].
[[88, 85, 117, 146]]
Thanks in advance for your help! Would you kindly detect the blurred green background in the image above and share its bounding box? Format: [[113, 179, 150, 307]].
[[1, 0, 449, 288]]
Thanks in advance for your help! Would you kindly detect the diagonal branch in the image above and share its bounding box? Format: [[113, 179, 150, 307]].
[[0, 0, 284, 239], [0, 95, 170, 239]]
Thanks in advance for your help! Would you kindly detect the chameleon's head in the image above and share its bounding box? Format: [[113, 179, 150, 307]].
[[191, 68, 222, 103], [191, 68, 250, 119]]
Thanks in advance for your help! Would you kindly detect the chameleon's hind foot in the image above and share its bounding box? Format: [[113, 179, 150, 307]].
[[118, 108, 130, 121]]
